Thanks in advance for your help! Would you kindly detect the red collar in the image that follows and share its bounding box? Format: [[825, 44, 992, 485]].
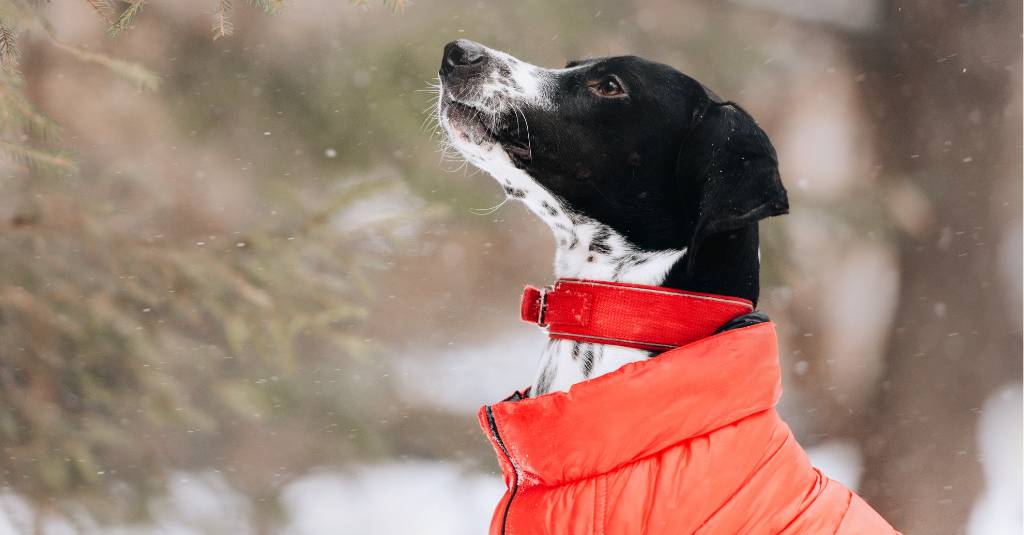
[[520, 278, 753, 351]]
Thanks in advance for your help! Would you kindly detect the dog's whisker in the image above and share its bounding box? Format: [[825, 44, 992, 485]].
[[469, 196, 511, 216]]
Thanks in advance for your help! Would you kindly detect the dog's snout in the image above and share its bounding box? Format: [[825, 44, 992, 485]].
[[445, 40, 485, 67], [441, 39, 487, 78]]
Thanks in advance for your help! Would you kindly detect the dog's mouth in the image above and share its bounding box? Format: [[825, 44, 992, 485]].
[[439, 91, 532, 162]]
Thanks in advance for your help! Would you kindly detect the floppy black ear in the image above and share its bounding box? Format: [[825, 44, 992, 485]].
[[676, 99, 788, 266]]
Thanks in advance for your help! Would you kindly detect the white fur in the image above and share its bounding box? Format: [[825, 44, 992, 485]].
[[436, 45, 687, 395]]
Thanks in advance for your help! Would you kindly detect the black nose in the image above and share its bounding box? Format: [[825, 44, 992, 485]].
[[441, 39, 487, 78]]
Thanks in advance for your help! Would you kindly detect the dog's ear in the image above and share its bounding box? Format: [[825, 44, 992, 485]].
[[675, 97, 788, 267]]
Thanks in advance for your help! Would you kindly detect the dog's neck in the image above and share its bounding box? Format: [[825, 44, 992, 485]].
[[511, 173, 759, 300], [498, 161, 684, 287], [661, 225, 762, 304], [467, 150, 761, 395], [461, 139, 759, 296], [547, 220, 761, 300], [549, 219, 686, 286]]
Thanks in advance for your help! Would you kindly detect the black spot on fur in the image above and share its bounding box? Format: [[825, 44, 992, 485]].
[[541, 200, 559, 217], [589, 227, 613, 255], [536, 358, 555, 394], [612, 260, 625, 279], [590, 241, 612, 254], [568, 232, 580, 250], [503, 185, 526, 198], [582, 346, 595, 377]]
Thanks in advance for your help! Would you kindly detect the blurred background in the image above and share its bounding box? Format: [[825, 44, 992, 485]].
[[0, 1, 1020, 534]]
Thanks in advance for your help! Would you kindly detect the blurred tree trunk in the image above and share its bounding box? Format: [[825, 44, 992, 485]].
[[846, 1, 1022, 533]]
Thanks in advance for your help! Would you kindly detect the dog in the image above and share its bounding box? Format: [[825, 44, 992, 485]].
[[432, 40, 900, 535], [433, 39, 788, 396]]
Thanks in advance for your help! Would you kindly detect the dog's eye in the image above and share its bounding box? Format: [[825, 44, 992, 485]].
[[590, 75, 626, 98]]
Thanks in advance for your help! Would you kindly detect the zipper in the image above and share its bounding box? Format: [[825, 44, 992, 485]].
[[486, 405, 520, 535]]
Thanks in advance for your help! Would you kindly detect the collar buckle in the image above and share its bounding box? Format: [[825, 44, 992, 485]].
[[520, 284, 554, 327], [536, 285, 552, 327]]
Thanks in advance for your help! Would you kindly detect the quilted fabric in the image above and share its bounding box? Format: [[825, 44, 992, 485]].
[[478, 323, 899, 535]]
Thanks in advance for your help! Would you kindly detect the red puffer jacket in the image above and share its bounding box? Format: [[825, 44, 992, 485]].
[[477, 322, 899, 534]]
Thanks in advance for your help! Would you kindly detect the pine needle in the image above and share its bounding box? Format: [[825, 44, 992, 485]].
[[0, 86, 62, 142], [246, 0, 283, 14], [48, 37, 161, 91], [213, 0, 234, 40], [351, 0, 408, 14], [0, 19, 17, 72], [107, 0, 146, 38], [83, 0, 117, 25], [383, 0, 409, 13]]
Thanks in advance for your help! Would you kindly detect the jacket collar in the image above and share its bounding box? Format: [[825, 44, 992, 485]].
[[477, 322, 781, 488]]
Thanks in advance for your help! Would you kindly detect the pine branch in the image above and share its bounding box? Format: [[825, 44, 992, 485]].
[[107, 0, 146, 38], [0, 139, 76, 173], [0, 19, 18, 72], [213, 0, 234, 40], [83, 0, 117, 25]]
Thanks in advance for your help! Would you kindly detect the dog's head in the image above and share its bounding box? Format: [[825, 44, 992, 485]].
[[435, 40, 787, 300]]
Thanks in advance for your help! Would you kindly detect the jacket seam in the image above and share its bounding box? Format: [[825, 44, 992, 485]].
[[594, 476, 607, 535], [831, 488, 854, 535]]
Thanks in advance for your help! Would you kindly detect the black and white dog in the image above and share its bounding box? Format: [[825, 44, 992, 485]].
[[433, 40, 788, 396]]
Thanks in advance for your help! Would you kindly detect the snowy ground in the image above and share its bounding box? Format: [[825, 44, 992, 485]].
[[0, 463, 504, 535], [279, 464, 502, 535]]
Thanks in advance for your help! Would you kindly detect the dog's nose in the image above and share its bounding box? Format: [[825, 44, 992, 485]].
[[441, 39, 487, 78]]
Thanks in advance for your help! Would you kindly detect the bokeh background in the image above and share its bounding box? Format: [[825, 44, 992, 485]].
[[0, 1, 1020, 534]]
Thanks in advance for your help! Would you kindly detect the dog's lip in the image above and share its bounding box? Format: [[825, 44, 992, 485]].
[[441, 93, 492, 124], [443, 98, 499, 140]]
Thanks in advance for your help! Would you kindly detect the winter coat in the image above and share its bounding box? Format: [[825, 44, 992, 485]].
[[477, 322, 899, 534]]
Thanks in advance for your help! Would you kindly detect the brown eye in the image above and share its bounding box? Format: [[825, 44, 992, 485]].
[[591, 75, 626, 97]]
